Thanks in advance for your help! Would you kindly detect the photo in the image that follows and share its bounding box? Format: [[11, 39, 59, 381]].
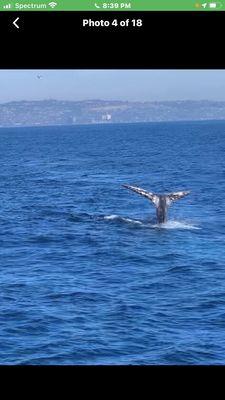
[[1, 69, 225, 365]]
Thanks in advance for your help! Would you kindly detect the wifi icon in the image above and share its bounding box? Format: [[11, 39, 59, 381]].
[[48, 2, 57, 8]]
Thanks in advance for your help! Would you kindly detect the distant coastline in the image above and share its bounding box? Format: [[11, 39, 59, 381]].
[[1, 99, 225, 128], [1, 119, 225, 131]]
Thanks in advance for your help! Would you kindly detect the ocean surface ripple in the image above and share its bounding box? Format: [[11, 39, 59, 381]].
[[0, 121, 225, 365]]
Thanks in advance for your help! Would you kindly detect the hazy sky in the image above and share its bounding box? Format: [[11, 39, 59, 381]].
[[1, 70, 225, 103]]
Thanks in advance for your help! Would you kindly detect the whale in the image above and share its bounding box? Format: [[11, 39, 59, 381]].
[[122, 184, 190, 224]]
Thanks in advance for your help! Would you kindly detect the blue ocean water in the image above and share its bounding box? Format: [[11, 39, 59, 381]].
[[0, 120, 225, 365]]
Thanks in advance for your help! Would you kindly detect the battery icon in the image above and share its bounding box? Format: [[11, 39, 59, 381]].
[[209, 2, 222, 8]]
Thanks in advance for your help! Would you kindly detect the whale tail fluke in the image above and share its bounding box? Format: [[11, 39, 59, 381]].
[[122, 184, 160, 207], [122, 185, 190, 224], [122, 185, 190, 207], [166, 190, 191, 204]]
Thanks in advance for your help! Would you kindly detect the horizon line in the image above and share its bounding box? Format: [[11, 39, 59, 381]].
[[1, 118, 225, 130], [1, 98, 225, 104]]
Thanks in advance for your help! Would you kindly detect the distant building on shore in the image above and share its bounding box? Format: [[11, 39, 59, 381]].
[[101, 113, 112, 121]]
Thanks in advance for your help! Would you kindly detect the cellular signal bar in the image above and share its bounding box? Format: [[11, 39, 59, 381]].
[[0, 1, 225, 11]]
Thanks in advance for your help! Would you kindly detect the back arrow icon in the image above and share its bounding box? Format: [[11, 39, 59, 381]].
[[13, 17, 20, 29]]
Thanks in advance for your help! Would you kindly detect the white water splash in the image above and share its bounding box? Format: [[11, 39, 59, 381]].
[[103, 214, 120, 220], [152, 220, 201, 230], [104, 215, 200, 230]]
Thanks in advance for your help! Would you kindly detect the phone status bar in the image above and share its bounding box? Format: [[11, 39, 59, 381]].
[[0, 1, 225, 12]]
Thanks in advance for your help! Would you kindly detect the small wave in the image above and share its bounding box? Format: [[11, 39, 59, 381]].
[[168, 265, 192, 273], [68, 213, 92, 222], [103, 215, 143, 225]]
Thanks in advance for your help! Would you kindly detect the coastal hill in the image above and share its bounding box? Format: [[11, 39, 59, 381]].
[[0, 99, 225, 127]]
